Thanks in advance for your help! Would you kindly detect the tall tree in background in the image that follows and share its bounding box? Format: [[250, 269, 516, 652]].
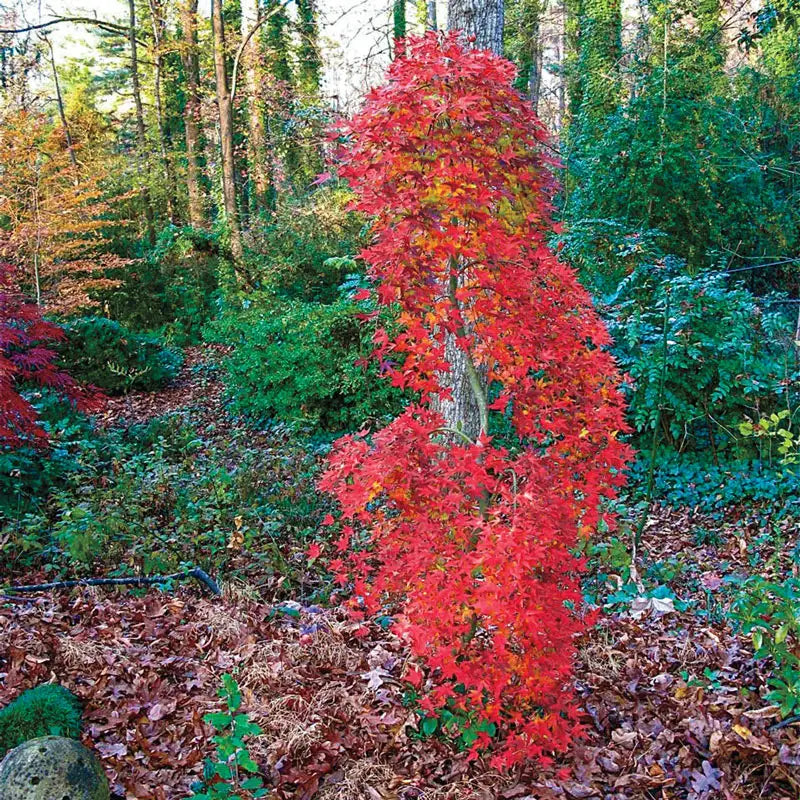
[[562, 0, 621, 125], [393, 0, 407, 45], [505, 0, 546, 111], [241, 0, 270, 215], [128, 0, 157, 247], [179, 0, 206, 229], [0, 110, 124, 313], [574, 0, 621, 123], [296, 0, 322, 94], [447, 0, 504, 53], [435, 0, 503, 438], [147, 0, 179, 222], [211, 0, 243, 262], [648, 0, 724, 76]]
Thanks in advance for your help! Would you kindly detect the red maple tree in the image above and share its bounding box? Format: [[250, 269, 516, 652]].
[[320, 33, 632, 767], [0, 262, 101, 448]]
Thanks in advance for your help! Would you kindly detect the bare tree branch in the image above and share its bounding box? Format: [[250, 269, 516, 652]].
[[0, 15, 148, 44]]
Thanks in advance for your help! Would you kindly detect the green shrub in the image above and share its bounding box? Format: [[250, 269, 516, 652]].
[[58, 316, 183, 394], [248, 187, 367, 302], [107, 226, 224, 345], [606, 260, 796, 453], [0, 684, 82, 757], [210, 291, 405, 431], [730, 576, 800, 717], [626, 450, 800, 514], [190, 675, 267, 800]]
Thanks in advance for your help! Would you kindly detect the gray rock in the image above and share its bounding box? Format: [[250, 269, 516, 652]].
[[0, 736, 109, 800]]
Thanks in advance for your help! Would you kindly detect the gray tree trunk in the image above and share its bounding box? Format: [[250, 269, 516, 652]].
[[447, 0, 504, 54], [180, 0, 206, 229], [241, 0, 270, 216], [148, 0, 178, 223], [427, 0, 438, 29], [128, 0, 157, 247], [432, 0, 503, 441], [44, 36, 78, 171], [211, 0, 244, 263]]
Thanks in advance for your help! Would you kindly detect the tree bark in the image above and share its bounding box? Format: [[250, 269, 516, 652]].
[[528, 12, 543, 112], [241, 0, 270, 217], [427, 0, 438, 29], [44, 35, 78, 172], [179, 0, 206, 229], [128, 0, 157, 247], [296, 0, 322, 94], [211, 0, 244, 262], [148, 0, 178, 223], [575, 0, 622, 123], [433, 0, 503, 440], [447, 0, 504, 53]]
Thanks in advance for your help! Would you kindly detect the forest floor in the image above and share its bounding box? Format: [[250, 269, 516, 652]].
[[2, 348, 799, 800]]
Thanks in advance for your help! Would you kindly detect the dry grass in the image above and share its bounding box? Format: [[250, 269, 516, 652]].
[[577, 622, 625, 680], [239, 640, 303, 693], [250, 693, 325, 761], [202, 602, 249, 640], [317, 759, 395, 800], [57, 634, 111, 668], [305, 626, 359, 671], [221, 579, 262, 605]]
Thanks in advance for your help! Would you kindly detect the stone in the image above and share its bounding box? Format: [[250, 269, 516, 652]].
[[0, 736, 109, 800]]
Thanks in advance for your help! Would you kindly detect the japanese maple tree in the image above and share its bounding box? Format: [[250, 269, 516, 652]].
[[0, 262, 100, 448], [320, 34, 633, 768]]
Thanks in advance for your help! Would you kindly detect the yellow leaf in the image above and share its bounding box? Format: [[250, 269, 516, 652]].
[[733, 724, 751, 739]]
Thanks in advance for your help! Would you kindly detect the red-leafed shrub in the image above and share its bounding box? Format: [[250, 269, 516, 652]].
[[0, 262, 101, 448], [319, 34, 632, 768]]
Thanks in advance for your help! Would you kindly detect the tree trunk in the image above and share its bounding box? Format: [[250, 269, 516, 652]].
[[148, 0, 178, 223], [44, 36, 78, 172], [128, 0, 157, 247], [393, 0, 407, 42], [427, 0, 438, 29], [528, 13, 543, 113], [211, 0, 244, 262], [296, 0, 322, 94], [575, 0, 622, 123], [434, 0, 503, 440], [564, 0, 582, 119], [241, 0, 270, 217], [179, 0, 206, 229], [447, 0, 504, 53]]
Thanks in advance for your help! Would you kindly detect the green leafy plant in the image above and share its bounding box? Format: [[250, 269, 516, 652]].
[[626, 450, 800, 514], [107, 226, 224, 346], [730, 576, 800, 717], [607, 260, 796, 455], [0, 684, 82, 757], [58, 316, 183, 394], [210, 291, 405, 432], [739, 410, 800, 465], [190, 674, 268, 800], [403, 687, 498, 754]]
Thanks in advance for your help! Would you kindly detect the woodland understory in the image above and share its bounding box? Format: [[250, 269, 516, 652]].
[[1, 0, 800, 798], [2, 350, 799, 800]]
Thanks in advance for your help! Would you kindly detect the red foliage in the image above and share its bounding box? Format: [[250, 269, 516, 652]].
[[0, 262, 101, 448], [320, 34, 633, 768]]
